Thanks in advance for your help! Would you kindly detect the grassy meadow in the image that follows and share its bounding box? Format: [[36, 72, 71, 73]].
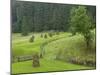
[[12, 31, 96, 74], [11, 1, 96, 74]]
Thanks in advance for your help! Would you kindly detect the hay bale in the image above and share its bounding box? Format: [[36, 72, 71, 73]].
[[48, 33, 53, 37], [56, 32, 60, 35], [44, 34, 47, 39], [29, 35, 34, 42], [32, 53, 40, 67], [40, 34, 43, 38]]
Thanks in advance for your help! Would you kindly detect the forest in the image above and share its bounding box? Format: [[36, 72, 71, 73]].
[[12, 0, 96, 74], [12, 0, 96, 34]]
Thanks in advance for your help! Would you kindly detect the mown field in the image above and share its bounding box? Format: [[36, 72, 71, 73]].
[[12, 32, 96, 74]]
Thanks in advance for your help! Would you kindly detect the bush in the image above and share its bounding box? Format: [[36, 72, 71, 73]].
[[68, 56, 96, 67], [85, 59, 96, 66], [22, 32, 28, 36]]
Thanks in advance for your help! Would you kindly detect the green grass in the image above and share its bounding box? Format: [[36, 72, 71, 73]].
[[12, 32, 69, 57], [12, 32, 96, 74], [12, 59, 93, 74], [44, 34, 96, 61]]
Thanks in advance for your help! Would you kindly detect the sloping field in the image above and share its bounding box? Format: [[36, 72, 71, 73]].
[[12, 32, 95, 74]]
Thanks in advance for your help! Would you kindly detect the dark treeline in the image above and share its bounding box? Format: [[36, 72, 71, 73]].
[[12, 0, 96, 33]]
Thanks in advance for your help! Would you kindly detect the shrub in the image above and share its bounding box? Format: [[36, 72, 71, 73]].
[[22, 32, 28, 36], [85, 59, 96, 66], [68, 56, 96, 67]]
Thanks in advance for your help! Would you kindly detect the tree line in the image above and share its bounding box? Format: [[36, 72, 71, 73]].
[[11, 0, 96, 35]]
